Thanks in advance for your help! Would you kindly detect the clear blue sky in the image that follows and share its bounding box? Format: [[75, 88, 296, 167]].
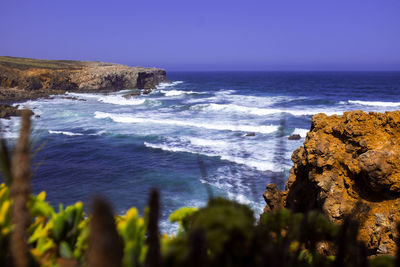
[[1, 0, 399, 71]]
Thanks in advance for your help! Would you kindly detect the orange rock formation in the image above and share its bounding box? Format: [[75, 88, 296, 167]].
[[264, 110, 400, 255]]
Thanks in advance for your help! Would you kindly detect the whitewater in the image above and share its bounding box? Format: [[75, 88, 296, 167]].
[[1, 71, 400, 233]]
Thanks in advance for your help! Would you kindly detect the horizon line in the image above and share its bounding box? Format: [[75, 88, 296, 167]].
[[164, 69, 400, 72]]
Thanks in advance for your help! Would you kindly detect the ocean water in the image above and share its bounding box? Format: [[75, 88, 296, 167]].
[[2, 71, 400, 233]]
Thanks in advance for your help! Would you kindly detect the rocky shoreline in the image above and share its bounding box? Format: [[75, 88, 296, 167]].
[[0, 56, 168, 118], [263, 110, 400, 255]]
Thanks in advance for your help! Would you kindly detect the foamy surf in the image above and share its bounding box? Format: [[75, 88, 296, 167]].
[[65, 92, 101, 100], [348, 100, 400, 107], [48, 130, 84, 136], [156, 81, 184, 89], [193, 103, 342, 117], [200, 172, 266, 216], [188, 137, 230, 148], [98, 95, 146, 106], [293, 128, 309, 138], [0, 117, 21, 139], [94, 111, 279, 134], [160, 90, 199, 97], [143, 141, 277, 172]]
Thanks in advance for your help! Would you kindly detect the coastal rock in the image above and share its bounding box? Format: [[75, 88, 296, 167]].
[[69, 63, 167, 91], [263, 110, 400, 255], [263, 183, 283, 212], [123, 90, 141, 98], [0, 56, 167, 102], [245, 132, 256, 137], [288, 134, 301, 140], [61, 96, 86, 101], [0, 104, 34, 119], [142, 89, 152, 95]]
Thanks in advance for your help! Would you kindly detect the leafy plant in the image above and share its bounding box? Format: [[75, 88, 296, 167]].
[[168, 207, 198, 233], [117, 207, 147, 267]]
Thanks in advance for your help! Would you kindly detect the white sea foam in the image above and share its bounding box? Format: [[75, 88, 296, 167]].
[[199, 178, 234, 189], [95, 112, 278, 134], [185, 91, 291, 107], [193, 103, 341, 116], [199, 173, 265, 214], [1, 131, 19, 139], [205, 103, 277, 115], [144, 142, 277, 171], [156, 81, 184, 89], [211, 92, 282, 105], [65, 92, 101, 100], [144, 142, 194, 154], [0, 128, 19, 139], [91, 130, 106, 136], [348, 100, 400, 107], [200, 180, 254, 205], [226, 192, 253, 206], [0, 117, 21, 139], [215, 89, 236, 95], [188, 137, 229, 148], [159, 220, 180, 235], [293, 128, 309, 138], [160, 90, 198, 97], [220, 155, 276, 171], [48, 130, 84, 136], [186, 136, 280, 170], [289, 109, 342, 116], [98, 95, 146, 106]]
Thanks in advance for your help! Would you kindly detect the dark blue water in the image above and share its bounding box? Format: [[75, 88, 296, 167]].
[[3, 71, 400, 233]]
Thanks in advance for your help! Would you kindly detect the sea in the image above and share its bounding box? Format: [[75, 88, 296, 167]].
[[1, 71, 400, 233]]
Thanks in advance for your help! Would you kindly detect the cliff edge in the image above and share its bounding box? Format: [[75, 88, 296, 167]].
[[0, 56, 167, 103], [264, 110, 400, 255]]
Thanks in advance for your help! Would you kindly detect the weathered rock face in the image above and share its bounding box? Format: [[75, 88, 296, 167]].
[[0, 56, 167, 102], [264, 110, 400, 255], [69, 63, 167, 91]]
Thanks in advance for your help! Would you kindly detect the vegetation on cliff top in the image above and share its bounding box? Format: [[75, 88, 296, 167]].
[[0, 56, 89, 70], [0, 56, 108, 71]]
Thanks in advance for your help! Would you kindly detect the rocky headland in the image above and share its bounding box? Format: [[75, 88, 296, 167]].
[[263, 110, 400, 255], [0, 56, 167, 117]]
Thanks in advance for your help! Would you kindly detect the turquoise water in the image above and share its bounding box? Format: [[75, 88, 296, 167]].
[[2, 71, 400, 233]]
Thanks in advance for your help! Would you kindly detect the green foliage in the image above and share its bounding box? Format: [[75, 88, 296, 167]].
[[59, 241, 73, 259], [163, 198, 256, 267], [0, 183, 150, 266], [0, 182, 397, 267], [369, 256, 394, 267], [27, 194, 86, 265], [117, 207, 147, 267], [189, 198, 255, 257], [163, 200, 342, 267], [168, 207, 198, 233], [29, 200, 88, 265], [0, 183, 12, 263]]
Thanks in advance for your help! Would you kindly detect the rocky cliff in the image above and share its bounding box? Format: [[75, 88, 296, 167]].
[[263, 110, 400, 255], [0, 56, 167, 103]]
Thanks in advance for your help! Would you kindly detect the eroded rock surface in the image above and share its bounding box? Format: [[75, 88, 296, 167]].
[[264, 110, 400, 255], [0, 56, 167, 102]]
